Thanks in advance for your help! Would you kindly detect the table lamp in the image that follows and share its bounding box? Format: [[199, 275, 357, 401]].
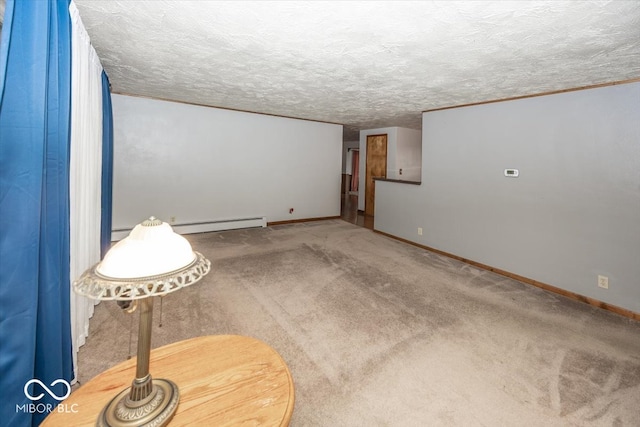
[[74, 216, 211, 427]]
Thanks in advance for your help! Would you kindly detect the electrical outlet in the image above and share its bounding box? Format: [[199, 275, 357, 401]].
[[169, 216, 176, 224], [598, 275, 609, 289], [418, 227, 423, 236]]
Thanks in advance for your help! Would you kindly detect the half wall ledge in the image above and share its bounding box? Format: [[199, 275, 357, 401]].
[[373, 178, 421, 185]]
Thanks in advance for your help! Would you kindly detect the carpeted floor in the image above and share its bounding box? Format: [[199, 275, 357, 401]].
[[78, 220, 640, 426]]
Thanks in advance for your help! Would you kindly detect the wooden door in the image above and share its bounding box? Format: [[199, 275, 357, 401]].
[[365, 134, 387, 216]]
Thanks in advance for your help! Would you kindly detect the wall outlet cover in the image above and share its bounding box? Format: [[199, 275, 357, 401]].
[[598, 275, 609, 289]]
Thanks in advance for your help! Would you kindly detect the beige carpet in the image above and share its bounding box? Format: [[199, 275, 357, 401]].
[[78, 220, 640, 426]]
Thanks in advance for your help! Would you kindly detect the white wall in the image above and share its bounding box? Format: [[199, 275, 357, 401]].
[[375, 82, 640, 313], [112, 94, 342, 230], [395, 127, 422, 181]]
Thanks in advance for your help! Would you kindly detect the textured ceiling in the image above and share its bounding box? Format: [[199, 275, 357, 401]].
[[72, 0, 640, 140]]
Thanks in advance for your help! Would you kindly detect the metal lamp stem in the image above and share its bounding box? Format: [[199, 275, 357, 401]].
[[136, 298, 152, 379], [97, 297, 180, 427], [129, 297, 154, 401]]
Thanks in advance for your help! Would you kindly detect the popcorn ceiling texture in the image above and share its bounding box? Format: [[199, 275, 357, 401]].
[[73, 1, 640, 139]]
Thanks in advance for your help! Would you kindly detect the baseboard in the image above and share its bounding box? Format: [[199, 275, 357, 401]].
[[268, 216, 341, 226], [112, 217, 267, 240], [373, 229, 640, 322]]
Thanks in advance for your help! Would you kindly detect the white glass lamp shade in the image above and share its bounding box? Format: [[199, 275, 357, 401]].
[[97, 220, 195, 278], [73, 217, 211, 301]]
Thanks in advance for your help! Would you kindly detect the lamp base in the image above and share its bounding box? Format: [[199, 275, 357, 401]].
[[97, 378, 179, 427]]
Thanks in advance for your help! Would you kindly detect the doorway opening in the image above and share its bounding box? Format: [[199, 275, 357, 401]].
[[349, 149, 359, 194]]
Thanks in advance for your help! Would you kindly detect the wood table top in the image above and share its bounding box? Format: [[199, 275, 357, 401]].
[[42, 335, 295, 426]]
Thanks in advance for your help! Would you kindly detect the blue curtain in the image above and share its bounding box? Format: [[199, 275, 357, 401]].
[[0, 1, 74, 426], [101, 72, 113, 258]]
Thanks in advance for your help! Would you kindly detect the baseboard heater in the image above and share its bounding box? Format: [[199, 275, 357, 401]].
[[111, 216, 267, 241]]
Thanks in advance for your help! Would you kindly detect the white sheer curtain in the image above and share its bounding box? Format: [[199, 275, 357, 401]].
[[69, 1, 104, 381]]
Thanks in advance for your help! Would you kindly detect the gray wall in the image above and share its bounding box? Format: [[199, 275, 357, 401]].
[[375, 82, 640, 313], [112, 94, 342, 230]]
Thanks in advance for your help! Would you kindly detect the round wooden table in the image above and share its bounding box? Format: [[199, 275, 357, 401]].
[[42, 335, 295, 426]]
